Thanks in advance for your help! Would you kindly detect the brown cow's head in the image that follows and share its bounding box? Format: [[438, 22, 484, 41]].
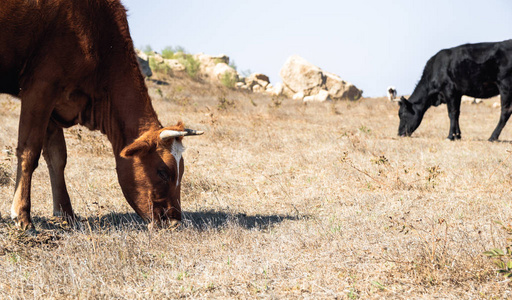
[[116, 122, 202, 228]]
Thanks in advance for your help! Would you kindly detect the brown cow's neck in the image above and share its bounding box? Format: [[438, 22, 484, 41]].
[[79, 68, 160, 156], [107, 79, 160, 156]]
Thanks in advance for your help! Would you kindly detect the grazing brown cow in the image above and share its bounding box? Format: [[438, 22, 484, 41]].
[[0, 0, 202, 230]]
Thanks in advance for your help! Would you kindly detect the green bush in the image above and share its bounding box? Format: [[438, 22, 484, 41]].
[[161, 46, 175, 59], [177, 55, 200, 79], [139, 45, 201, 79], [148, 56, 172, 76], [220, 72, 238, 89]]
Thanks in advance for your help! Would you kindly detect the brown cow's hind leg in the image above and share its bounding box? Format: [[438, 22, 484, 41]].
[[43, 121, 75, 222]]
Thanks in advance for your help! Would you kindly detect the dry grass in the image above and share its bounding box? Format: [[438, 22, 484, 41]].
[[1, 77, 512, 298]]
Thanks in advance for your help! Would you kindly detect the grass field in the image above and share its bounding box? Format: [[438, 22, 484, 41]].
[[1, 76, 512, 298]]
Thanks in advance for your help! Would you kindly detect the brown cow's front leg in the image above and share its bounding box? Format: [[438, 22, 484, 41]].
[[43, 120, 75, 222], [11, 84, 56, 230]]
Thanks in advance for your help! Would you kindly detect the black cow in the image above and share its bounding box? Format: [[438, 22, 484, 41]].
[[398, 40, 512, 141]]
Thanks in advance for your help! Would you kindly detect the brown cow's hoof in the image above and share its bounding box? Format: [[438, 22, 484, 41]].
[[13, 218, 34, 232]]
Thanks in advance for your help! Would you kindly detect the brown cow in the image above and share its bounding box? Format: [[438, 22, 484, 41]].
[[0, 0, 202, 230]]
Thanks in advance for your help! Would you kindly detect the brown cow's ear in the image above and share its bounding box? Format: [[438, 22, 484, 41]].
[[120, 140, 152, 158]]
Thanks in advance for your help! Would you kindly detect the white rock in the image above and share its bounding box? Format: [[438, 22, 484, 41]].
[[279, 55, 362, 100], [253, 85, 264, 93], [272, 82, 284, 96], [213, 63, 238, 80], [303, 90, 331, 102], [292, 91, 305, 101], [164, 59, 185, 72], [280, 55, 324, 96]]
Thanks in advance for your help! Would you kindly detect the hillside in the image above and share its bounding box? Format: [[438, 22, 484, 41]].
[[1, 73, 512, 298]]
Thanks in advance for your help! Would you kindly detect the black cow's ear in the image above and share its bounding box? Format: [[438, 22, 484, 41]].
[[399, 96, 411, 106]]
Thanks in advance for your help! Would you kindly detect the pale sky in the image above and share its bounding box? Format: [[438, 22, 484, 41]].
[[122, 0, 512, 97]]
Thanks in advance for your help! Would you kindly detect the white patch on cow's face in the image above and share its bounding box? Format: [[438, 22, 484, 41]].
[[171, 139, 185, 186]]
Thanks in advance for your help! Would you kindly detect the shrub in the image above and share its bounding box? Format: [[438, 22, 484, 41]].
[[139, 45, 201, 79], [161, 46, 175, 59], [220, 72, 237, 89], [177, 54, 200, 79], [148, 57, 172, 76]]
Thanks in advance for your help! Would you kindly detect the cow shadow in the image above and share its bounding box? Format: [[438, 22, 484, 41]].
[[465, 138, 512, 143], [182, 211, 303, 231], [147, 79, 170, 86], [28, 210, 304, 232]]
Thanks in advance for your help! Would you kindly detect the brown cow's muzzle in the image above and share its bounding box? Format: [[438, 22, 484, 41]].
[[147, 205, 182, 230], [148, 219, 181, 231]]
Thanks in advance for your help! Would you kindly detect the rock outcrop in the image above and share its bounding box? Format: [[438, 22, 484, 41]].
[[280, 55, 362, 101], [135, 49, 289, 97], [135, 49, 152, 78], [193, 53, 234, 81]]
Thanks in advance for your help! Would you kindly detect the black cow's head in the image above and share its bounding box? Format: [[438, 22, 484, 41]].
[[398, 96, 422, 137]]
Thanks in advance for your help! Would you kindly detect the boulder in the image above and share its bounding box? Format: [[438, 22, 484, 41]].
[[269, 82, 284, 96], [193, 53, 231, 80], [280, 55, 324, 96], [164, 59, 186, 72], [151, 53, 165, 64], [279, 55, 362, 100], [191, 53, 242, 85], [135, 49, 152, 78], [253, 85, 264, 93], [303, 90, 331, 102], [246, 73, 270, 89], [292, 91, 304, 101], [324, 71, 361, 100], [214, 63, 238, 81], [282, 84, 295, 98]]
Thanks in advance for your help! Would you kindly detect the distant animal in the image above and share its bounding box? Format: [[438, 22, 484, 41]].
[[0, 0, 203, 230], [387, 86, 397, 101], [398, 40, 512, 141]]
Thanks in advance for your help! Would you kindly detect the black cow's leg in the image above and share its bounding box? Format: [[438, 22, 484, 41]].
[[43, 120, 75, 222], [446, 92, 462, 140], [489, 85, 512, 141]]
